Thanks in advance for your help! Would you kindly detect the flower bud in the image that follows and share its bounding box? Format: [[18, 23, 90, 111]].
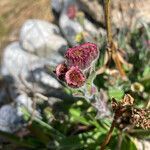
[[55, 63, 68, 80], [131, 82, 144, 92], [65, 66, 85, 88]]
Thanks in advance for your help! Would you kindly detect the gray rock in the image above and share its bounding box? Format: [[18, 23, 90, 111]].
[[0, 104, 24, 133], [45, 52, 65, 66], [15, 93, 41, 118], [20, 19, 68, 57], [111, 0, 150, 29], [15, 93, 33, 113], [0, 89, 9, 106], [84, 19, 97, 36], [1, 42, 38, 80], [59, 1, 97, 46], [0, 90, 5, 105], [1, 42, 62, 89], [77, 0, 150, 30], [27, 67, 61, 89], [59, 11, 83, 46], [52, 0, 64, 13], [77, 0, 103, 23]]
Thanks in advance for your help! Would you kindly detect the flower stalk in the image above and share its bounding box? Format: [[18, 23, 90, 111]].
[[104, 0, 112, 45], [104, 0, 127, 79]]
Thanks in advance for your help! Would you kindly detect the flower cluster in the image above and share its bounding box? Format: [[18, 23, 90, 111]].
[[130, 108, 150, 129], [112, 94, 150, 130], [65, 42, 98, 70], [55, 42, 98, 88]]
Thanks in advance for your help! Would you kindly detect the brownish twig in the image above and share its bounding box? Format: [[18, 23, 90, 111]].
[[100, 119, 115, 150], [104, 0, 112, 45], [111, 42, 127, 79], [99, 0, 127, 149], [102, 0, 127, 80]]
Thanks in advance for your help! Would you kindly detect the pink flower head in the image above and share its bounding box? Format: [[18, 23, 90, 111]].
[[67, 4, 77, 20], [65, 66, 85, 88], [55, 63, 68, 80], [65, 42, 99, 70]]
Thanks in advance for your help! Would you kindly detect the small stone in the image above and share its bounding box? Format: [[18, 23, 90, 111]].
[[28, 68, 62, 89], [1, 42, 62, 89], [15, 94, 33, 113], [0, 105, 24, 133], [20, 19, 68, 57], [15, 93, 41, 118], [1, 42, 38, 80]]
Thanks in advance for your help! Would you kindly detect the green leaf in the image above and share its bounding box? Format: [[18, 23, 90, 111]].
[[108, 87, 124, 101], [20, 106, 65, 139], [121, 136, 137, 150], [69, 108, 90, 125], [142, 66, 150, 77]]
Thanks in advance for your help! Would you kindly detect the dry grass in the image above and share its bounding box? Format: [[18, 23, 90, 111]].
[[0, 0, 54, 58]]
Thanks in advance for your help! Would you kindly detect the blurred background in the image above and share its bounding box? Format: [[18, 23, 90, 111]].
[[0, 0, 149, 55]]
